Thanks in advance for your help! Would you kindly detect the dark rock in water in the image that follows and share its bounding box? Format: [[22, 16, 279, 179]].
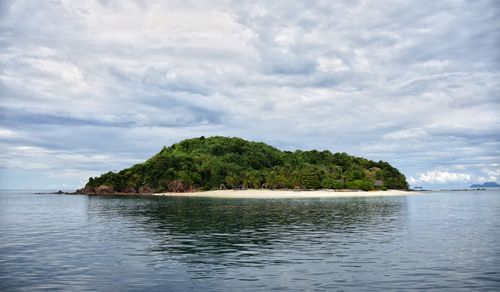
[[34, 190, 75, 195]]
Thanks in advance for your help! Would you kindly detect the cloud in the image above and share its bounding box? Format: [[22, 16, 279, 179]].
[[481, 167, 500, 182], [0, 0, 499, 188], [410, 170, 472, 184], [0, 128, 18, 138], [409, 164, 500, 186]]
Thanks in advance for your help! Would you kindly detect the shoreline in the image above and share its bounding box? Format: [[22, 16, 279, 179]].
[[153, 189, 414, 199]]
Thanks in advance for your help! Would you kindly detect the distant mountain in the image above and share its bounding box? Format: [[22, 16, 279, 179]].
[[469, 182, 500, 188]]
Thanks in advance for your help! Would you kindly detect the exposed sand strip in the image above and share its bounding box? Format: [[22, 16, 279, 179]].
[[154, 189, 414, 199]]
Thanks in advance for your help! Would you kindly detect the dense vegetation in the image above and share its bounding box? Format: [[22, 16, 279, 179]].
[[83, 136, 408, 193]]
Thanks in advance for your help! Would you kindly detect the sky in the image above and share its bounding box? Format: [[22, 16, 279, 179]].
[[0, 0, 499, 190]]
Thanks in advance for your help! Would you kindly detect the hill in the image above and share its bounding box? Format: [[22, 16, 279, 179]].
[[469, 182, 500, 188], [79, 136, 409, 194]]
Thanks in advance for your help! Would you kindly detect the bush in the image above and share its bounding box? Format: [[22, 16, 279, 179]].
[[84, 136, 408, 192], [346, 179, 374, 191]]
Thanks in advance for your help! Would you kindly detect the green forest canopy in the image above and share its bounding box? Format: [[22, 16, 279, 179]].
[[84, 136, 409, 192]]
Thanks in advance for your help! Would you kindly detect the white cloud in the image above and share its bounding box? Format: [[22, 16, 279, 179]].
[[413, 170, 472, 184], [408, 176, 418, 185], [481, 167, 500, 182], [0, 128, 19, 138]]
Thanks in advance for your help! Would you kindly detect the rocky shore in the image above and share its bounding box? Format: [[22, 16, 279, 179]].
[[72, 185, 413, 198], [75, 185, 155, 195]]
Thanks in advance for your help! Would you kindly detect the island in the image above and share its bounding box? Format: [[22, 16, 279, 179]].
[[469, 182, 500, 188], [77, 136, 409, 196]]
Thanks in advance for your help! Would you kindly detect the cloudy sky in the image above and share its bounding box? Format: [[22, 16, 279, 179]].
[[0, 0, 499, 190]]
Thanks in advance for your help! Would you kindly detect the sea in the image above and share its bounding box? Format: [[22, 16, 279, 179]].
[[1, 189, 499, 291]]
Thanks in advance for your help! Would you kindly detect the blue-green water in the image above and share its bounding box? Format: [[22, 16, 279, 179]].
[[1, 190, 499, 291]]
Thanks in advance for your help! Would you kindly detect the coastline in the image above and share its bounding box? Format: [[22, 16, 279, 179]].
[[153, 189, 414, 199]]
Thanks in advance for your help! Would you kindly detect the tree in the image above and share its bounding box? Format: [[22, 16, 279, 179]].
[[225, 174, 239, 189], [84, 136, 409, 193], [321, 177, 345, 189], [301, 166, 321, 189]]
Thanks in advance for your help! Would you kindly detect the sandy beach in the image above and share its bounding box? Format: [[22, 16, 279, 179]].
[[154, 189, 414, 199]]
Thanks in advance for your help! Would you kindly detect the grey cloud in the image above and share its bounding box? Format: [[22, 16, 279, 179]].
[[0, 103, 223, 130], [0, 107, 134, 128], [0, 0, 499, 188], [262, 53, 317, 76], [107, 66, 213, 96], [0, 0, 14, 19]]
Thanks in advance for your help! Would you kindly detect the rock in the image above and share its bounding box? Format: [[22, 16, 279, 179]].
[[96, 185, 114, 194], [138, 186, 154, 193], [76, 186, 95, 194], [167, 180, 184, 192], [123, 187, 137, 193]]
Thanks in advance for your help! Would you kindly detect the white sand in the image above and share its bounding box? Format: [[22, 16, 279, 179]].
[[154, 189, 414, 199]]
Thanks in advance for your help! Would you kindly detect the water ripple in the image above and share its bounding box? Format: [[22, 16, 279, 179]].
[[1, 190, 499, 290]]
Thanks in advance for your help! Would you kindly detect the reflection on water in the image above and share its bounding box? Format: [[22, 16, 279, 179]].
[[88, 196, 406, 266], [1, 191, 499, 291]]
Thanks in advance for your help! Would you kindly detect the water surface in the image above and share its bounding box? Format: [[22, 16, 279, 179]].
[[1, 190, 499, 291]]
